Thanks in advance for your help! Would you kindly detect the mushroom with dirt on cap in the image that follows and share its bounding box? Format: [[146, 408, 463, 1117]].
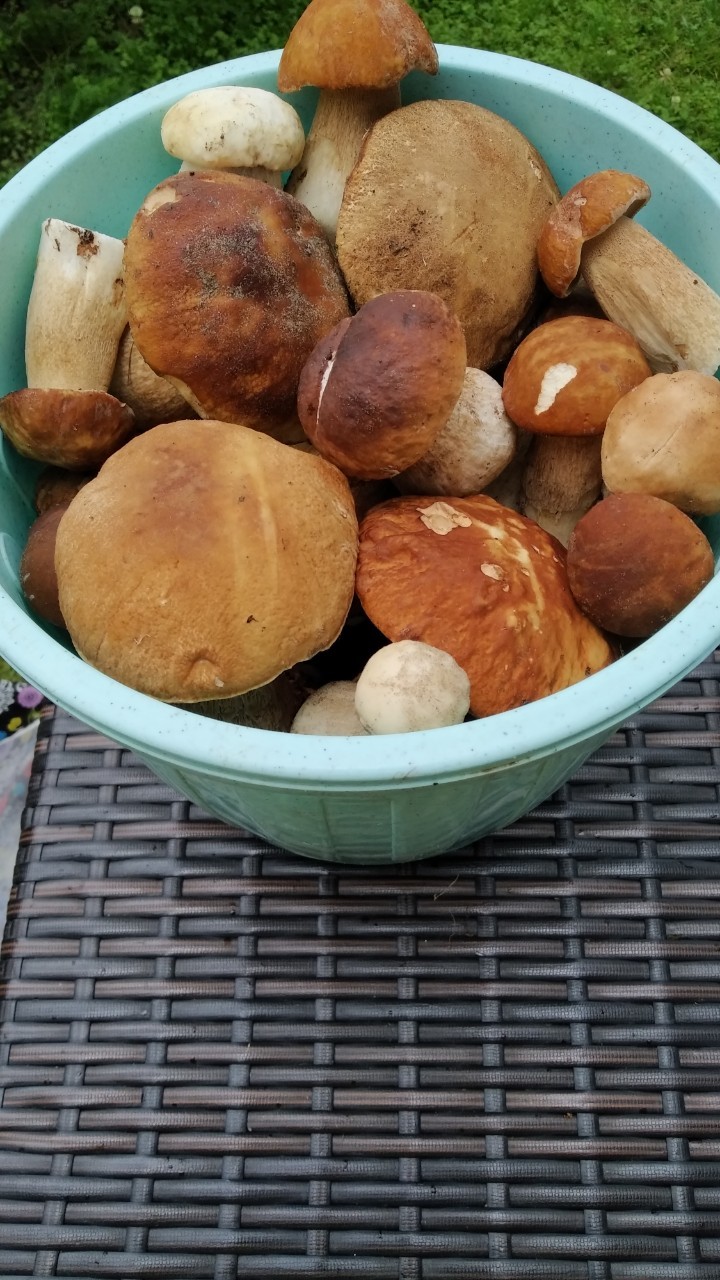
[[161, 86, 306, 187], [336, 98, 559, 370], [278, 0, 438, 238]]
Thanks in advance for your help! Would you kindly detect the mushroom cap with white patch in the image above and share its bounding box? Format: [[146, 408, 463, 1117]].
[[161, 86, 305, 173]]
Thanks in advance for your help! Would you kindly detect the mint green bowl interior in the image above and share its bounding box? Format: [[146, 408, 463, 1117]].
[[1, 46, 719, 863]]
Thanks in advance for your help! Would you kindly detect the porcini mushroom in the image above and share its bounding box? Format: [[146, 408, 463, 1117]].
[[278, 0, 438, 238], [55, 420, 358, 703], [161, 86, 305, 187], [354, 640, 471, 734], [25, 219, 127, 392], [521, 434, 603, 547], [502, 316, 651, 436], [124, 171, 350, 434], [581, 217, 720, 375], [297, 290, 466, 478], [395, 369, 517, 497], [601, 370, 720, 514], [356, 495, 614, 717], [109, 328, 195, 430], [537, 169, 651, 299], [0, 388, 135, 471], [337, 99, 559, 368], [20, 504, 70, 629], [567, 493, 715, 637], [291, 681, 369, 735]]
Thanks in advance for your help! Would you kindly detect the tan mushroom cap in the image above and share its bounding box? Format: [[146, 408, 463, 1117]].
[[356, 494, 614, 718], [0, 388, 135, 471], [601, 370, 720, 515], [537, 169, 651, 298], [278, 0, 438, 91], [55, 421, 359, 703], [124, 170, 350, 434], [337, 99, 559, 369]]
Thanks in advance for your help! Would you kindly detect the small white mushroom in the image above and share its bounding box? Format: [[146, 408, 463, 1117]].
[[395, 368, 517, 496], [25, 219, 127, 392], [291, 681, 369, 735], [354, 641, 470, 734], [161, 87, 305, 187], [481, 428, 533, 512]]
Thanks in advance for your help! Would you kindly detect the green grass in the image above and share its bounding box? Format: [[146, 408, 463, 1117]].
[[1, 0, 719, 187]]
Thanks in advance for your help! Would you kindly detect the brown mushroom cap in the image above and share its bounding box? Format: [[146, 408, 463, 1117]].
[[601, 370, 720, 514], [537, 170, 651, 298], [0, 388, 135, 471], [355, 494, 614, 717], [297, 290, 466, 478], [34, 467, 93, 515], [567, 493, 715, 637], [20, 504, 70, 629], [502, 316, 652, 436], [278, 0, 438, 91], [124, 171, 350, 434], [55, 420, 358, 703], [336, 99, 559, 369]]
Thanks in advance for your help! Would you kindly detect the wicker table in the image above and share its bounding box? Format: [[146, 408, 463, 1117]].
[[1, 652, 720, 1278]]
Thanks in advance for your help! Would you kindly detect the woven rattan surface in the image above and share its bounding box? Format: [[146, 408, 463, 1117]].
[[1, 652, 720, 1278]]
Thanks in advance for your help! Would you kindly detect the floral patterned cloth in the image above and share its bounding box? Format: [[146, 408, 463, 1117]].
[[0, 659, 48, 740]]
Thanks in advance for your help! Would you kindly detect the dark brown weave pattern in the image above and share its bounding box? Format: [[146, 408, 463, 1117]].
[[1, 651, 720, 1278]]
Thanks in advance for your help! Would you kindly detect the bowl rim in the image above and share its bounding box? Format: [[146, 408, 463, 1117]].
[[1, 44, 720, 789]]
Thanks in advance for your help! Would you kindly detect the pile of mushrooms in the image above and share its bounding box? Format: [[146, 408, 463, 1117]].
[[3, 0, 720, 737]]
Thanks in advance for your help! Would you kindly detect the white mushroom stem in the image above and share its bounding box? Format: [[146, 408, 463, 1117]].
[[581, 217, 720, 375], [25, 219, 127, 392], [285, 86, 401, 239], [521, 434, 603, 547], [178, 159, 283, 187]]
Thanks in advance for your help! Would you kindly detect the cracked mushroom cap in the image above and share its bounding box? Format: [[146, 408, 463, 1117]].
[[337, 99, 559, 369], [278, 0, 438, 91], [55, 420, 358, 703], [124, 170, 350, 434], [355, 494, 614, 717]]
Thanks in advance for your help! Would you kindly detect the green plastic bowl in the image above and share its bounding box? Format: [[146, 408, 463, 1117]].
[[1, 46, 719, 862]]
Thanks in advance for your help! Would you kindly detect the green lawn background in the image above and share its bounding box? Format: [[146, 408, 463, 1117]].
[[1, 0, 719, 187]]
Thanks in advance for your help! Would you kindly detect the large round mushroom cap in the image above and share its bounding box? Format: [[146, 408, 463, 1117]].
[[337, 99, 559, 369], [124, 171, 350, 434], [278, 0, 438, 91], [55, 421, 358, 703], [356, 494, 614, 717]]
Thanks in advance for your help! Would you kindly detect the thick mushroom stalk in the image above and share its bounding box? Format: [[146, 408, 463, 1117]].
[[522, 435, 603, 547], [25, 219, 126, 391], [581, 217, 720, 376], [277, 0, 438, 240], [285, 86, 400, 239]]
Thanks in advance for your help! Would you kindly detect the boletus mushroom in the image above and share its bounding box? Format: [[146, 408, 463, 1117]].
[[336, 98, 559, 369], [124, 170, 350, 435], [161, 86, 306, 187], [278, 0, 438, 238], [356, 494, 614, 717], [55, 420, 358, 702]]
